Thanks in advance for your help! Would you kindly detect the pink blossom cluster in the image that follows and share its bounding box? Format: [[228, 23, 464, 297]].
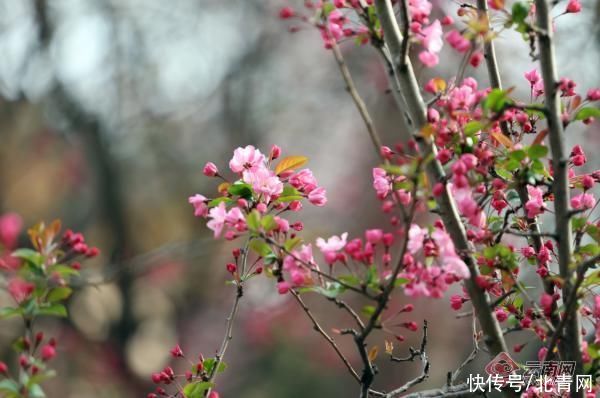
[[189, 145, 327, 240], [401, 223, 470, 298]]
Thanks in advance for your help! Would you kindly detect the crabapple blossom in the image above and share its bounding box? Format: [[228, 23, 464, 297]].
[[229, 145, 266, 173], [525, 185, 545, 218]]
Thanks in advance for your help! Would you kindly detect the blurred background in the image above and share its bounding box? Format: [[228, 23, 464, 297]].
[[0, 0, 598, 397]]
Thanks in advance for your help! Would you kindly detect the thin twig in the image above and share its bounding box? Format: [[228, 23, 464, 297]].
[[451, 314, 479, 385], [290, 289, 362, 382], [386, 321, 429, 397], [329, 39, 384, 160], [204, 242, 249, 395]]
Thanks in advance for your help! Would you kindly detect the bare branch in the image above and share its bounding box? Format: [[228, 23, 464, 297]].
[[329, 39, 384, 160], [451, 314, 479, 385], [386, 321, 430, 398], [290, 289, 361, 382]]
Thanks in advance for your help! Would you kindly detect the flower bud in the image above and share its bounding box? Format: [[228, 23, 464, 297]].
[[203, 162, 219, 177]]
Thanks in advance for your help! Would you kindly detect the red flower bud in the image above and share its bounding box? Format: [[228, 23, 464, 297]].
[[203, 162, 219, 177], [41, 344, 56, 361], [170, 344, 184, 358]]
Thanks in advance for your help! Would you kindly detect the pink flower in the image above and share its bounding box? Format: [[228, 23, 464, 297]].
[[587, 88, 600, 101], [532, 80, 544, 97], [225, 207, 245, 231], [229, 145, 265, 173], [421, 20, 443, 53], [571, 144, 587, 166], [308, 187, 327, 206], [571, 193, 596, 210], [594, 296, 600, 319], [419, 51, 439, 67], [452, 186, 486, 228], [521, 246, 536, 258], [495, 308, 508, 322], [188, 194, 208, 217], [279, 7, 294, 19], [206, 202, 228, 238], [442, 256, 470, 279], [525, 185, 545, 218], [450, 295, 464, 310], [8, 278, 35, 304], [524, 68, 540, 85], [203, 162, 218, 177], [365, 229, 383, 244], [372, 168, 390, 198], [407, 225, 426, 254], [243, 166, 283, 202], [566, 0, 581, 13], [316, 233, 348, 253], [270, 145, 282, 160], [277, 281, 291, 294], [290, 169, 318, 193], [41, 344, 56, 361], [409, 0, 432, 23], [432, 229, 470, 278], [445, 30, 470, 53], [0, 213, 22, 250], [540, 293, 554, 314]]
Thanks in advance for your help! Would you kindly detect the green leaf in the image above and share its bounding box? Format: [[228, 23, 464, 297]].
[[394, 277, 410, 286], [528, 144, 548, 159], [261, 215, 277, 232], [227, 182, 253, 199], [511, 2, 529, 24], [28, 384, 46, 398], [365, 265, 379, 289], [572, 217, 587, 230], [0, 307, 22, 319], [362, 305, 376, 317], [464, 121, 483, 136], [11, 248, 44, 268], [578, 244, 600, 256], [582, 270, 600, 288], [207, 197, 232, 207], [484, 88, 512, 113], [282, 185, 300, 197], [246, 210, 261, 232], [574, 107, 600, 120], [38, 303, 68, 318], [47, 287, 73, 303], [505, 158, 521, 172], [301, 284, 346, 299], [275, 195, 303, 203], [509, 149, 527, 162], [182, 381, 214, 398], [284, 237, 302, 252], [338, 274, 361, 287], [47, 264, 80, 279], [0, 380, 20, 394], [248, 239, 271, 257]]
